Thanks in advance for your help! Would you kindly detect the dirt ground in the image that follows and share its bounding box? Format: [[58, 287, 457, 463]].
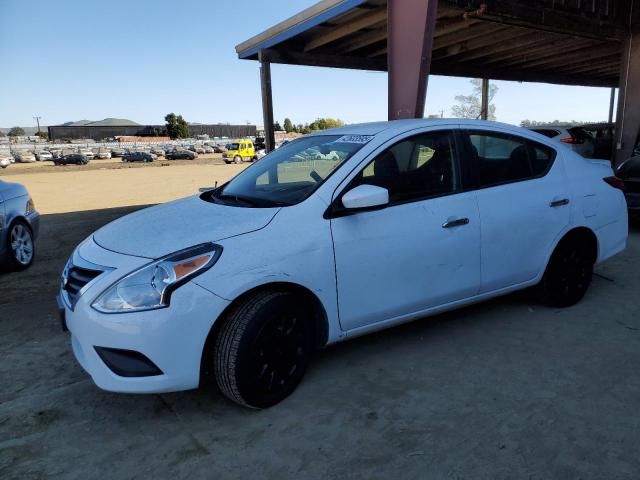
[[1, 163, 640, 479], [1, 159, 247, 214]]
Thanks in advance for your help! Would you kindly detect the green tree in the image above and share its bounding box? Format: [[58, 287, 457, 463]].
[[273, 121, 283, 131], [165, 113, 189, 139], [451, 79, 497, 120], [35, 131, 49, 140], [283, 118, 293, 133], [307, 118, 344, 131], [8, 126, 25, 137]]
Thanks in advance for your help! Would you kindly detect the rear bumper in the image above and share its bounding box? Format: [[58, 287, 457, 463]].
[[624, 192, 640, 210]]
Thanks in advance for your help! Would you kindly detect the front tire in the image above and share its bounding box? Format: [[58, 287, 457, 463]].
[[6, 220, 35, 271], [537, 239, 594, 307], [233, 155, 242, 164], [214, 290, 313, 408]]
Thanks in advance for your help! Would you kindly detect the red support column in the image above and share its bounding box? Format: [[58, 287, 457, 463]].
[[387, 0, 438, 120], [614, 10, 640, 165]]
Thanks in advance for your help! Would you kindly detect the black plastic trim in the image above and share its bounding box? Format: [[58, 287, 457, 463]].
[[94, 346, 163, 377]]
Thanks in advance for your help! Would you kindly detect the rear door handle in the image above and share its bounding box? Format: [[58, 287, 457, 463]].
[[442, 217, 470, 228], [549, 198, 570, 207]]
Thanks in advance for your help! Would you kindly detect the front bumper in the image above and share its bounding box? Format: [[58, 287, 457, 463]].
[[60, 238, 230, 393], [27, 211, 40, 241]]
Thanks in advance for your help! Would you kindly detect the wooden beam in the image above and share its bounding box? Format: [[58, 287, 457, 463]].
[[480, 78, 489, 120], [337, 26, 387, 53], [440, 0, 626, 41], [552, 56, 621, 75], [433, 27, 532, 61], [367, 46, 387, 58], [258, 48, 387, 71], [429, 61, 618, 87], [520, 43, 621, 70], [258, 50, 275, 153], [304, 7, 387, 52], [433, 23, 509, 51], [445, 33, 553, 63], [433, 14, 479, 37], [482, 38, 600, 69]]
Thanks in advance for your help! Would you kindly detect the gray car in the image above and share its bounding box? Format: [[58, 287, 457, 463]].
[[0, 180, 40, 270]]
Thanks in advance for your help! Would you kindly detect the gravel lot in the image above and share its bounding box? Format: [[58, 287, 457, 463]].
[[1, 163, 639, 479]]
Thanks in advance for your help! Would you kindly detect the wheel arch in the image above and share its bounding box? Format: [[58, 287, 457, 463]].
[[547, 226, 599, 268], [200, 281, 330, 381]]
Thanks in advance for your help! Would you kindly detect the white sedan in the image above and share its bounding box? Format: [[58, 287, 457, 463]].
[[58, 119, 628, 408], [527, 126, 596, 158]]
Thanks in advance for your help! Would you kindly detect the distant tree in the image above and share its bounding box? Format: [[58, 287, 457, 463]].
[[307, 118, 344, 131], [35, 131, 49, 140], [8, 127, 25, 137], [164, 113, 189, 139], [283, 118, 294, 133], [0, 130, 5, 137], [273, 121, 283, 131], [451, 79, 497, 120]]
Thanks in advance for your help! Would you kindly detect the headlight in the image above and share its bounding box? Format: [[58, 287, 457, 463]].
[[26, 197, 35, 215], [92, 243, 222, 314]]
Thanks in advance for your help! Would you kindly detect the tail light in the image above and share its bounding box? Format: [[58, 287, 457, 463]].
[[560, 137, 584, 145], [603, 176, 625, 191]]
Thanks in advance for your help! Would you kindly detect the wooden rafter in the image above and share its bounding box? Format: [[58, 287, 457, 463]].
[[304, 7, 387, 52]]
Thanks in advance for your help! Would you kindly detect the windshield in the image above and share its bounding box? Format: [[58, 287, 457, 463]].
[[211, 134, 370, 207]]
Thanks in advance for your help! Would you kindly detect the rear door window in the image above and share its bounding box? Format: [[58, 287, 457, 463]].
[[465, 130, 556, 188]]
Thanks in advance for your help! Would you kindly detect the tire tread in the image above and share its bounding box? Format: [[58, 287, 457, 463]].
[[214, 290, 286, 408]]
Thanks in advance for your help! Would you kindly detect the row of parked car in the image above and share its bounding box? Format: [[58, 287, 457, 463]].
[[0, 139, 260, 169]]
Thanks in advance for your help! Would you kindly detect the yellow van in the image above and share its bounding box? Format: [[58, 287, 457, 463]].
[[223, 139, 255, 164]]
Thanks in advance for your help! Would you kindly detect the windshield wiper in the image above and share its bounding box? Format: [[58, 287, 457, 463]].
[[212, 191, 286, 208], [214, 193, 259, 207]]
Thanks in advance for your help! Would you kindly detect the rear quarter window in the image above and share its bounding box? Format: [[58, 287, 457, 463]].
[[532, 129, 560, 138]]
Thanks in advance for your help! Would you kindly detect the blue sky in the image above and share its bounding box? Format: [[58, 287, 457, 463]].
[[0, 0, 616, 128]]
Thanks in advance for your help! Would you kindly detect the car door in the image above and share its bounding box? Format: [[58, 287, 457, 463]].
[[461, 128, 570, 292], [330, 128, 481, 332]]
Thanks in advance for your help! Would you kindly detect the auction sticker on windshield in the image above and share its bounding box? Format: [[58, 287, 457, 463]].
[[334, 135, 374, 144]]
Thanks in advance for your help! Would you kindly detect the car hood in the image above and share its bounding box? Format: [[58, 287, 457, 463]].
[[0, 180, 28, 201], [93, 195, 279, 259]]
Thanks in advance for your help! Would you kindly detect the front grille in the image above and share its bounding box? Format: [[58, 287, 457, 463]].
[[64, 265, 103, 306]]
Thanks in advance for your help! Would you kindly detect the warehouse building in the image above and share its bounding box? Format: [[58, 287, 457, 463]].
[[48, 123, 256, 141]]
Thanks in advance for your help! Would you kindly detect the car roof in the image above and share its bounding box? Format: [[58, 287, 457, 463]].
[[306, 119, 532, 137]]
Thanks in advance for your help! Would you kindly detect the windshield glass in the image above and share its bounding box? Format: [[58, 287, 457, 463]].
[[213, 134, 370, 207]]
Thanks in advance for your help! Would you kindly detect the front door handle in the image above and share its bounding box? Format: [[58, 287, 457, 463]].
[[442, 217, 470, 228], [550, 198, 570, 207]]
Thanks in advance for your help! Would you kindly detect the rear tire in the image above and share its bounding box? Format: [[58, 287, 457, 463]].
[[537, 238, 594, 307], [213, 290, 313, 409]]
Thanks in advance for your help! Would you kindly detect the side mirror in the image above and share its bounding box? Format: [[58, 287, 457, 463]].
[[342, 184, 389, 210]]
